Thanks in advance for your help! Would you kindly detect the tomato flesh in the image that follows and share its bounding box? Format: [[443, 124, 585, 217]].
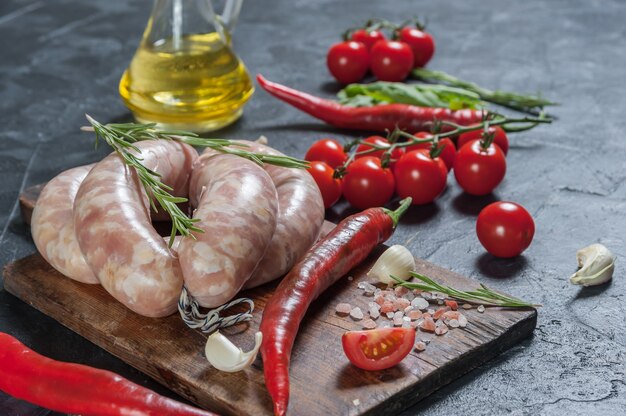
[[342, 327, 416, 371], [476, 201, 535, 258]]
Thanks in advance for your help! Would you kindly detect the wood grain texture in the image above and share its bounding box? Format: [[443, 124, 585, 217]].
[[3, 185, 537, 416]]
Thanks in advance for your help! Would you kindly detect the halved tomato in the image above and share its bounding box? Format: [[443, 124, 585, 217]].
[[341, 327, 415, 371]]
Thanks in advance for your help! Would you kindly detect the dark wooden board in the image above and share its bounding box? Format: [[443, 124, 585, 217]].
[[3, 185, 537, 416]]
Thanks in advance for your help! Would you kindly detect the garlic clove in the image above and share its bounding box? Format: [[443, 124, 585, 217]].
[[367, 245, 416, 285], [205, 331, 262, 372], [570, 243, 616, 287]]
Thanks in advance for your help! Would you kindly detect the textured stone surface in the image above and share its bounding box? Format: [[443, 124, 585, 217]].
[[0, 0, 625, 414]]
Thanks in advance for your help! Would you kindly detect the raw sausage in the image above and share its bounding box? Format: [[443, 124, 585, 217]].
[[31, 164, 98, 284], [229, 141, 324, 289], [178, 153, 278, 308], [73, 141, 198, 317]]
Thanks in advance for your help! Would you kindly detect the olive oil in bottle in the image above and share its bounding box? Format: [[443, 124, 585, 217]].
[[119, 0, 253, 132]]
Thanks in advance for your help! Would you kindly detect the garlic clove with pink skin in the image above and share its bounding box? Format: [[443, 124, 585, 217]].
[[570, 243, 616, 287], [367, 245, 416, 285], [205, 331, 262, 372]]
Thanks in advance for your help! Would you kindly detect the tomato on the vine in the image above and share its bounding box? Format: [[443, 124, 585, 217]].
[[454, 140, 506, 195], [458, 126, 509, 155], [397, 26, 435, 68], [406, 132, 456, 171], [305, 138, 347, 168], [355, 136, 404, 167], [350, 29, 385, 50], [342, 156, 395, 209], [369, 40, 414, 82], [476, 201, 535, 258], [306, 161, 342, 209], [342, 327, 415, 371], [394, 149, 448, 205], [326, 41, 369, 84]]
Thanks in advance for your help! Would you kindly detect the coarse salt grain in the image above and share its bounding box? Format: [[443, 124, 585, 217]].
[[393, 316, 404, 326], [448, 319, 460, 328], [386, 311, 395, 319], [414, 341, 426, 352], [369, 307, 380, 320], [394, 286, 409, 297], [353, 399, 360, 406], [419, 317, 436, 332], [407, 310, 422, 320], [411, 297, 429, 311], [362, 319, 377, 330], [380, 302, 395, 314], [335, 303, 352, 316], [477, 305, 485, 313], [462, 303, 473, 310], [458, 314, 468, 327], [435, 325, 449, 335], [350, 307, 364, 321], [396, 298, 411, 310]]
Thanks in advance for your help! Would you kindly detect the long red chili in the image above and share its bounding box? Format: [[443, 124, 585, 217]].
[[259, 198, 412, 416], [256, 74, 486, 132], [0, 332, 217, 416]]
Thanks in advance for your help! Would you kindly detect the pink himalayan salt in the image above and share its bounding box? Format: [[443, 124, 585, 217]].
[[380, 301, 395, 314], [374, 294, 386, 306], [419, 317, 436, 332], [394, 286, 409, 297], [350, 307, 364, 321], [435, 325, 449, 336], [407, 310, 423, 320], [395, 298, 411, 310], [414, 341, 426, 352], [335, 303, 352, 316], [362, 319, 377, 329]]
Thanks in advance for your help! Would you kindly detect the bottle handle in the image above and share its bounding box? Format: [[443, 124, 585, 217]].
[[221, 0, 243, 32]]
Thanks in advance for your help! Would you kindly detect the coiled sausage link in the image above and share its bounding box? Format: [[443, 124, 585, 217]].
[[73, 141, 198, 318], [31, 164, 98, 284], [229, 141, 325, 289], [178, 153, 278, 308]]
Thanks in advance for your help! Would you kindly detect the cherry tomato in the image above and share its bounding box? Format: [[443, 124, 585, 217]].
[[454, 140, 506, 196], [406, 132, 456, 171], [394, 149, 448, 205], [369, 40, 414, 82], [306, 161, 342, 209], [342, 327, 415, 371], [458, 126, 509, 155], [342, 156, 395, 209], [304, 138, 347, 168], [397, 26, 435, 68], [350, 29, 385, 50], [355, 136, 404, 167], [476, 201, 535, 258], [326, 41, 369, 84]]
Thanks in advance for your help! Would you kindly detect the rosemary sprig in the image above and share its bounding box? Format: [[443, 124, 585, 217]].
[[391, 272, 539, 308], [411, 68, 557, 115], [84, 115, 309, 245]]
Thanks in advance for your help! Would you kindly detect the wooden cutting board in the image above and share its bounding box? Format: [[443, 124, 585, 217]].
[[3, 185, 537, 416]]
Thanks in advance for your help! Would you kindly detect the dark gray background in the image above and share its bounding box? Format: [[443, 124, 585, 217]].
[[1, 0, 625, 414]]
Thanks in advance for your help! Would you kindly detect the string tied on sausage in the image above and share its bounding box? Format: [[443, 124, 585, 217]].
[[178, 287, 254, 334]]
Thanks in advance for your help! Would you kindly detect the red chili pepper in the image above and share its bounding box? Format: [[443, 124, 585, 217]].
[[0, 332, 217, 416], [259, 198, 412, 416], [256, 74, 486, 132]]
